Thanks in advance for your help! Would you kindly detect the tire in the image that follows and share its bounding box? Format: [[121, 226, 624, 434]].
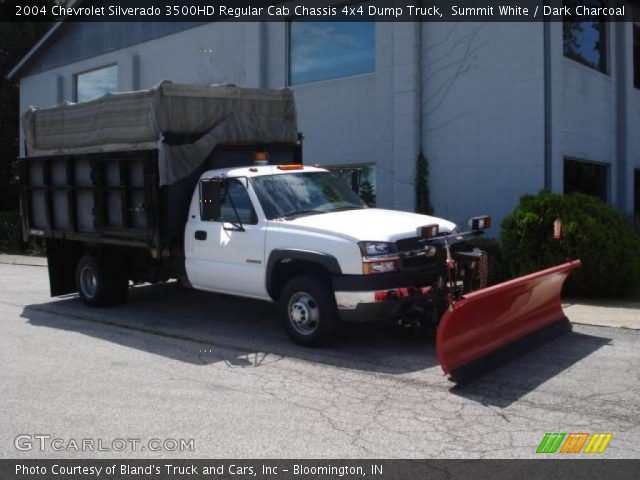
[[76, 255, 110, 307], [279, 275, 339, 346], [75, 254, 128, 307]]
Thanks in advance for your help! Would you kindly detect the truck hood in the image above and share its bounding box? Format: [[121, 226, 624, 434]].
[[277, 208, 456, 242]]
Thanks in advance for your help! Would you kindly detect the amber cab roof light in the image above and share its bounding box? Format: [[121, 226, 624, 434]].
[[277, 164, 304, 171], [253, 152, 269, 164]]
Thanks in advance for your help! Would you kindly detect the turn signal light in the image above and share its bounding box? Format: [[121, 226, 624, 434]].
[[363, 259, 399, 275]]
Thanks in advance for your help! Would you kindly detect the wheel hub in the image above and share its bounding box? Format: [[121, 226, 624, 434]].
[[288, 292, 319, 335], [291, 302, 309, 325], [80, 266, 97, 298]]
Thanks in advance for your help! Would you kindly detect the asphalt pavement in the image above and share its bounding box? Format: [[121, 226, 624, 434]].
[[1, 261, 639, 458]]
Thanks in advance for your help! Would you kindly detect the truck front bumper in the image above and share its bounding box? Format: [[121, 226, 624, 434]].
[[334, 287, 432, 323], [332, 271, 437, 323]]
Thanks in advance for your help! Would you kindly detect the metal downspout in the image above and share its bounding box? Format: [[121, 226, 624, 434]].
[[543, 21, 552, 190]]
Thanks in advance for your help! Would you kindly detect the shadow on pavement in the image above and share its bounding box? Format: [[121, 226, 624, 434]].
[[449, 329, 611, 407], [20, 281, 441, 376], [20, 282, 612, 399]]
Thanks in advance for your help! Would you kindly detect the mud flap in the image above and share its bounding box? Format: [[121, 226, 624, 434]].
[[436, 260, 582, 384]]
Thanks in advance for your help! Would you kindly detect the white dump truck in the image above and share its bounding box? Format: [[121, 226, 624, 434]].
[[20, 82, 580, 382]]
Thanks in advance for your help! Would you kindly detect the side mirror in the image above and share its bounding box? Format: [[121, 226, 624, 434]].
[[200, 179, 222, 221]]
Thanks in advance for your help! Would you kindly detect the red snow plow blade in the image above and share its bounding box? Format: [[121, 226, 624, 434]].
[[436, 260, 581, 383]]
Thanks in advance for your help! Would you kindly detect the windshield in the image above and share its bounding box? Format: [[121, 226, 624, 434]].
[[251, 172, 367, 219]]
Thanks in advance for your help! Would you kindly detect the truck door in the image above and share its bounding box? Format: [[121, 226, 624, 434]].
[[185, 178, 268, 299]]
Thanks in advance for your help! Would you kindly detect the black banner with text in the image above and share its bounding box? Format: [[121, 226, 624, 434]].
[[0, 0, 636, 22], [1, 459, 640, 480]]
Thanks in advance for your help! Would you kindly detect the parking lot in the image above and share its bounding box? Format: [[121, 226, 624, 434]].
[[1, 260, 639, 458]]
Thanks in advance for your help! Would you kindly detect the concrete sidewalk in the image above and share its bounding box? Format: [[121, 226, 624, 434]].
[[1, 252, 638, 330], [564, 299, 640, 330], [0, 253, 46, 267]]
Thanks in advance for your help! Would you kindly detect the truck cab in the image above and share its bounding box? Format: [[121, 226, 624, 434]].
[[184, 164, 456, 345]]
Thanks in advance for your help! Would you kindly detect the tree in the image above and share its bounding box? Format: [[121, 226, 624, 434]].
[[358, 180, 376, 207], [415, 151, 433, 215], [0, 17, 54, 211]]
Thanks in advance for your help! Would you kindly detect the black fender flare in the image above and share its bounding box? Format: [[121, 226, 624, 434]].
[[266, 249, 342, 299]]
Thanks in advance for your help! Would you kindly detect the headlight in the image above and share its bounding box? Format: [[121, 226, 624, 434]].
[[359, 241, 399, 275], [358, 241, 396, 256]]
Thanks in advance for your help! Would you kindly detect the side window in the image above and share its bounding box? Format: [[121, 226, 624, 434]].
[[200, 179, 257, 223], [220, 179, 257, 224]]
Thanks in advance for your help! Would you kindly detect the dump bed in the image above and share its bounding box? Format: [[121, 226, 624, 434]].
[[20, 81, 301, 250], [20, 143, 301, 250], [21, 149, 160, 248]]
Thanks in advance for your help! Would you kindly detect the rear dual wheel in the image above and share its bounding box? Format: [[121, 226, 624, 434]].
[[76, 254, 128, 307]]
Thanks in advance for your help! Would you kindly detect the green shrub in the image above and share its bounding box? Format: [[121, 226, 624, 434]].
[[0, 211, 23, 252], [464, 236, 510, 286], [501, 191, 640, 297], [0, 211, 45, 255]]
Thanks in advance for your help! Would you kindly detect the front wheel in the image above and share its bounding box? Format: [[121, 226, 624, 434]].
[[279, 276, 339, 346]]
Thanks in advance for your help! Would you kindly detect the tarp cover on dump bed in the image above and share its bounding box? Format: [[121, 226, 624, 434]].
[[21, 81, 298, 185]]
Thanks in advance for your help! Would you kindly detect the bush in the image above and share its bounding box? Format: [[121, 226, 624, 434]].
[[0, 211, 45, 255], [464, 236, 510, 286], [0, 211, 23, 252], [501, 191, 640, 297]]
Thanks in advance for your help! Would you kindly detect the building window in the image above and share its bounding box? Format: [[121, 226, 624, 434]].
[[327, 164, 376, 207], [288, 15, 374, 85], [634, 6, 640, 89], [74, 65, 118, 102], [564, 158, 609, 202], [563, 0, 608, 73]]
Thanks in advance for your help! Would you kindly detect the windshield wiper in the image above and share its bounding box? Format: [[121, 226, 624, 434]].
[[329, 205, 365, 212], [280, 209, 326, 220]]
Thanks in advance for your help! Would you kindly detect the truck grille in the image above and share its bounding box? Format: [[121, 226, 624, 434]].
[[395, 236, 436, 270], [400, 251, 436, 269], [395, 236, 422, 252]]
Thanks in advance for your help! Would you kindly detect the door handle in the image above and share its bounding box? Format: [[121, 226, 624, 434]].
[[195, 230, 207, 241]]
